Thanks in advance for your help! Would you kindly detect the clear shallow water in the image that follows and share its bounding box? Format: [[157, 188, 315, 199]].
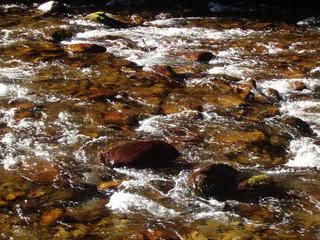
[[0, 3, 320, 239]]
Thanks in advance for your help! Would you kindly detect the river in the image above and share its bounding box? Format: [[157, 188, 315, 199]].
[[0, 2, 320, 239]]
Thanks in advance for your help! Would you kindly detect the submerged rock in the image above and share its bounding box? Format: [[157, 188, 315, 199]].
[[191, 164, 239, 199], [25, 161, 60, 183], [41, 208, 64, 226], [215, 131, 268, 145], [10, 102, 42, 119], [72, 89, 117, 100], [98, 140, 180, 168], [161, 102, 202, 115], [221, 229, 253, 240], [103, 109, 139, 126]]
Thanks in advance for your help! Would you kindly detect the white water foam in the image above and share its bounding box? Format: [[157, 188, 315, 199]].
[[0, 83, 8, 95], [107, 191, 179, 218], [73, 24, 256, 66], [286, 137, 320, 168], [208, 65, 253, 79], [280, 101, 320, 127], [0, 83, 30, 102], [106, 168, 228, 222], [258, 78, 320, 95], [258, 79, 320, 168], [0, 109, 96, 169]]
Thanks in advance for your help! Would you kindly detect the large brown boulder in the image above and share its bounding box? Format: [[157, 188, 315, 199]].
[[98, 140, 180, 168]]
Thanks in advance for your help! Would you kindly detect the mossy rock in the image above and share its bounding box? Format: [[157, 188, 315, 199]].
[[247, 174, 272, 188], [84, 12, 130, 28]]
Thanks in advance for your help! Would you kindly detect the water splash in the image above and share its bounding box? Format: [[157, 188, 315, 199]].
[[286, 137, 320, 168]]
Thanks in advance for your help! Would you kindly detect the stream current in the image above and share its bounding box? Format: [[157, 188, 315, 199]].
[[0, 2, 320, 239]]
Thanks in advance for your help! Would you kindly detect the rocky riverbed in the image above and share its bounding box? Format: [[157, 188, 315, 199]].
[[0, 1, 320, 239]]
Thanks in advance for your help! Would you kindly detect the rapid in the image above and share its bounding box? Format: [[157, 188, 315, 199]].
[[0, 1, 320, 239]]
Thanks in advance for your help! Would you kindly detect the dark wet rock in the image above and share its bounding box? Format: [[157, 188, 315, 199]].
[[50, 29, 73, 42], [241, 105, 280, 121], [85, 12, 131, 28], [178, 51, 216, 63], [72, 89, 117, 100], [196, 52, 216, 63], [290, 81, 307, 91], [36, 1, 67, 14], [281, 116, 314, 136], [191, 164, 239, 199], [63, 43, 106, 53], [98, 140, 180, 168], [314, 86, 320, 98], [261, 88, 282, 103]]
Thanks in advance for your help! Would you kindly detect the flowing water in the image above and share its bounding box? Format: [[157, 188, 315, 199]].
[[0, 2, 320, 239]]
